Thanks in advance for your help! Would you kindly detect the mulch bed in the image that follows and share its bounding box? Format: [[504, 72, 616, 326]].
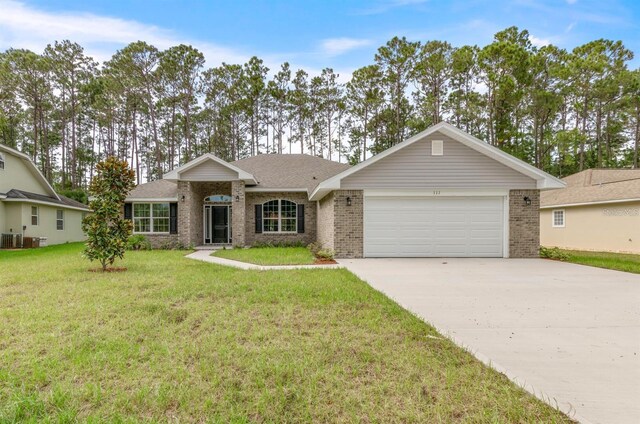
[[88, 267, 128, 273], [314, 259, 338, 265]]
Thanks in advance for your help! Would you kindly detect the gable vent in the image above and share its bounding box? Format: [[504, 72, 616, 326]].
[[431, 140, 443, 156]]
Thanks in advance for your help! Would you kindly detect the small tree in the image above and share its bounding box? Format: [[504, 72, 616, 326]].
[[82, 157, 136, 271]]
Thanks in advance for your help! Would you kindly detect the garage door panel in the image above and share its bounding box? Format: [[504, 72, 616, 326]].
[[364, 196, 504, 257]]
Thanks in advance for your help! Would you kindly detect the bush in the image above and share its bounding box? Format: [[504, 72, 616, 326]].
[[307, 242, 321, 255], [316, 248, 335, 260], [540, 246, 570, 261], [127, 235, 151, 251]]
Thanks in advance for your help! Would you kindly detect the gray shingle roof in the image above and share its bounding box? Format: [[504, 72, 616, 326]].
[[127, 179, 178, 199], [232, 154, 350, 192], [6, 189, 90, 210], [541, 169, 640, 207], [127, 154, 351, 198]]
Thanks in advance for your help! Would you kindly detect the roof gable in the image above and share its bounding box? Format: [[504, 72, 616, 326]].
[[164, 153, 256, 183], [310, 122, 565, 200], [0, 144, 59, 199]]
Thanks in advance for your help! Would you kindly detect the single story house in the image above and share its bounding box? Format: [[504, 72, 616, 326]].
[[541, 169, 640, 254], [125, 122, 564, 258], [0, 144, 90, 248]]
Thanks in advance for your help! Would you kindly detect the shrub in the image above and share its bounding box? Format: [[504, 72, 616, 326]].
[[307, 242, 321, 255], [316, 248, 335, 260], [127, 235, 151, 251], [540, 246, 570, 261]]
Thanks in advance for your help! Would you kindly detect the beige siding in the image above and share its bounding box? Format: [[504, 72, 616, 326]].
[[3, 203, 22, 234], [541, 201, 640, 253], [0, 151, 51, 195], [341, 131, 536, 189], [180, 160, 239, 181], [20, 203, 86, 245]]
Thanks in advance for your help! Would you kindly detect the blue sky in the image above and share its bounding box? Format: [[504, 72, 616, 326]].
[[1, 0, 638, 79]]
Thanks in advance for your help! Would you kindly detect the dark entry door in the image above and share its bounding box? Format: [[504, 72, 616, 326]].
[[212, 206, 229, 244]]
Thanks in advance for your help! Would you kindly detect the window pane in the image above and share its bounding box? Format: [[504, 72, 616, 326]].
[[263, 200, 279, 219], [281, 218, 297, 232], [133, 204, 150, 218], [31, 206, 38, 216], [281, 200, 297, 218], [263, 219, 279, 232], [57, 210, 64, 220], [134, 218, 150, 232], [153, 218, 169, 233], [153, 203, 169, 218]]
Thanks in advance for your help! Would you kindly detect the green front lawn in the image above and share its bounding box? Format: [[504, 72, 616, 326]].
[[212, 246, 316, 265], [0, 244, 571, 422], [561, 249, 640, 274]]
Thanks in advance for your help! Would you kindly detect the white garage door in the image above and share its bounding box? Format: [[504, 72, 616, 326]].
[[364, 196, 504, 257]]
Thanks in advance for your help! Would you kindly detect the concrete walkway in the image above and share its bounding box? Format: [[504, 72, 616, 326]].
[[339, 258, 640, 424], [186, 249, 343, 270]]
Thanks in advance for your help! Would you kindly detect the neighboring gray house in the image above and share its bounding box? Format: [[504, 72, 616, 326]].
[[125, 122, 564, 258]]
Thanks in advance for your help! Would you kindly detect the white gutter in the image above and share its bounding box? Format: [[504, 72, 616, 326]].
[[3, 198, 91, 212]]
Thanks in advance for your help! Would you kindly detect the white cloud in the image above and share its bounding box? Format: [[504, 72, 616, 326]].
[[0, 0, 248, 65], [529, 35, 551, 47], [319, 37, 372, 57]]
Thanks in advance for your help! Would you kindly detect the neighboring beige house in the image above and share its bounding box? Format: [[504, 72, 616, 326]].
[[541, 169, 640, 253], [0, 144, 90, 248], [126, 122, 564, 258]]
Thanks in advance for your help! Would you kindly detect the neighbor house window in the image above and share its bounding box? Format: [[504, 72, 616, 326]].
[[0, 153, 4, 169], [133, 203, 170, 233], [31, 206, 39, 225], [56, 209, 64, 230], [552, 209, 565, 228], [262, 199, 297, 232]]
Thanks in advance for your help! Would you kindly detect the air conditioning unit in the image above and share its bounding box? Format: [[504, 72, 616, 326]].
[[1, 233, 22, 249]]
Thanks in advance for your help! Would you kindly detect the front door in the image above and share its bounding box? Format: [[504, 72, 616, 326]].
[[204, 205, 231, 244]]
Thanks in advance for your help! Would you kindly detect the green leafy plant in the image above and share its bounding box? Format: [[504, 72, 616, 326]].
[[127, 234, 151, 251], [82, 157, 136, 271], [539, 246, 570, 261], [316, 248, 335, 261]]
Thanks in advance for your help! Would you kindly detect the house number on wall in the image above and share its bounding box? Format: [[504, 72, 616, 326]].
[[433, 190, 441, 195]]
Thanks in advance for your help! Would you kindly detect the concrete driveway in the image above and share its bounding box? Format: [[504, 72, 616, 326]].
[[339, 258, 640, 424]]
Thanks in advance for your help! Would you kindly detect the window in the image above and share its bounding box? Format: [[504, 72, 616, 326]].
[[204, 195, 233, 203], [133, 203, 170, 233], [0, 153, 4, 169], [31, 206, 38, 226], [552, 209, 565, 228], [263, 199, 297, 233], [56, 209, 64, 230]]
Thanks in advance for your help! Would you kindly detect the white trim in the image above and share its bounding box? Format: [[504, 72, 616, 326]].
[[261, 199, 298, 234], [31, 205, 39, 226], [552, 209, 565, 228], [56, 209, 64, 231], [2, 197, 90, 212], [203, 204, 232, 244], [0, 144, 60, 199], [541, 198, 640, 209], [125, 197, 178, 202], [163, 153, 256, 184], [364, 189, 510, 197], [503, 195, 509, 258], [310, 122, 565, 200], [431, 139, 443, 156], [245, 187, 308, 193], [132, 202, 171, 235]]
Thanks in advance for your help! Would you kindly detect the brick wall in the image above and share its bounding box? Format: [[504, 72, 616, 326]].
[[316, 191, 334, 250], [231, 181, 246, 247], [245, 191, 316, 246], [509, 189, 540, 258], [144, 234, 182, 249], [332, 190, 363, 258]]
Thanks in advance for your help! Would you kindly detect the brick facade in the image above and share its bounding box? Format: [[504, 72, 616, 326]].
[[231, 181, 246, 247], [177, 181, 233, 247], [244, 191, 316, 246], [332, 190, 363, 258], [509, 189, 540, 258]]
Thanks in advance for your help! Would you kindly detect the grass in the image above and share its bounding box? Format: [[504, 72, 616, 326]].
[[212, 246, 316, 265], [0, 244, 572, 422], [558, 248, 640, 274]]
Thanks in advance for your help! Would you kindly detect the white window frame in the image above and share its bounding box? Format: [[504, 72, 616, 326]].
[[262, 199, 297, 233], [552, 209, 565, 228], [133, 202, 170, 234], [431, 139, 444, 156], [0, 152, 4, 169], [31, 206, 39, 226], [56, 209, 64, 230]]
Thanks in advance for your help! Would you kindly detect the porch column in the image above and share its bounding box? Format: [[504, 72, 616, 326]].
[[177, 181, 195, 247], [231, 180, 246, 247]]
